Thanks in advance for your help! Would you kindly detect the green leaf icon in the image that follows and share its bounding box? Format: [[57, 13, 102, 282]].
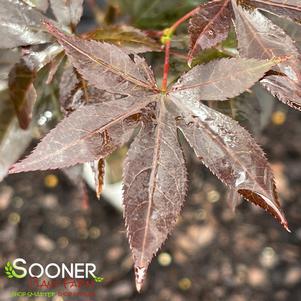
[[93, 276, 104, 283], [4, 262, 14, 279]]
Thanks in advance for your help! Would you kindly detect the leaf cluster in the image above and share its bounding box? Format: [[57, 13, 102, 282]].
[[1, 0, 301, 292]]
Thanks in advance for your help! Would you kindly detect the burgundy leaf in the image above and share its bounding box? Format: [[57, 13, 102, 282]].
[[188, 0, 233, 64], [170, 96, 289, 231], [50, 0, 84, 27], [240, 0, 301, 23], [82, 25, 161, 54], [170, 57, 277, 101], [9, 96, 151, 172], [6, 15, 292, 292], [123, 105, 187, 291], [44, 21, 158, 95], [8, 62, 37, 129], [232, 0, 301, 109]]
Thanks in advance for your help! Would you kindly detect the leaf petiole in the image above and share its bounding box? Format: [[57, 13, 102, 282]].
[[161, 6, 201, 91]]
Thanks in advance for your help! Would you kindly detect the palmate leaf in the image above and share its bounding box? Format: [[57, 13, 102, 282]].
[[188, 0, 233, 64], [240, 0, 301, 24], [10, 23, 288, 291], [232, 0, 301, 109]]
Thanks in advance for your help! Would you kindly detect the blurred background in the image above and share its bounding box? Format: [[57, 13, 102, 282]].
[[0, 0, 301, 300]]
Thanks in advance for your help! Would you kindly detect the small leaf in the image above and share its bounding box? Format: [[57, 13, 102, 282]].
[[188, 0, 233, 63], [50, 0, 83, 28], [0, 0, 51, 49], [8, 62, 37, 129], [170, 57, 277, 101], [82, 25, 161, 54]]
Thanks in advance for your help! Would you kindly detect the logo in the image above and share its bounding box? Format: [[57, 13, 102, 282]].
[[2, 258, 104, 298], [3, 258, 103, 280], [4, 261, 24, 279]]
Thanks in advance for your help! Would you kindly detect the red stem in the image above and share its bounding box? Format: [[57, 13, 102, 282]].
[[161, 6, 201, 92], [169, 7, 201, 33], [162, 40, 171, 92]]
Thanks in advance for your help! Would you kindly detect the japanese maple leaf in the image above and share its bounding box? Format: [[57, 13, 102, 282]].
[[188, 0, 301, 110], [9, 22, 289, 291]]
